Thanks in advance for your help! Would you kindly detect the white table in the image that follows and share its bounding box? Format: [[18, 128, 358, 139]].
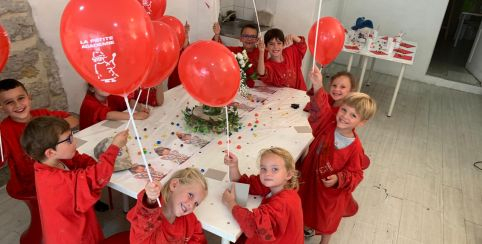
[[342, 37, 417, 117], [75, 85, 312, 243]]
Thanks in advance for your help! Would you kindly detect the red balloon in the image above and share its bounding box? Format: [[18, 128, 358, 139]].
[[178, 41, 240, 107], [141, 21, 180, 88], [156, 16, 185, 47], [60, 0, 154, 96], [308, 17, 345, 65], [137, 0, 166, 19], [0, 25, 10, 72]]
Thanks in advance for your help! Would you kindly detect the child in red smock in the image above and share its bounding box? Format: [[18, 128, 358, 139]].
[[213, 22, 263, 87], [0, 79, 78, 198], [222, 147, 304, 244], [298, 67, 377, 244], [257, 28, 307, 90], [127, 168, 208, 244], [20, 116, 128, 243], [79, 84, 149, 130]]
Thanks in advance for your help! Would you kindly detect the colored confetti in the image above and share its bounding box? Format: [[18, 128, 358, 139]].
[[236, 145, 241, 149], [218, 140, 223, 145]]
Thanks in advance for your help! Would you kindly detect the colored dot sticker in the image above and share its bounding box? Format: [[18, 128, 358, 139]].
[[236, 145, 241, 149], [255, 120, 259, 124], [237, 136, 242, 139], [171, 122, 174, 125], [157, 140, 161, 144], [171, 132, 175, 135], [255, 113, 259, 117], [247, 123, 252, 126], [218, 140, 223, 145], [143, 128, 147, 131]]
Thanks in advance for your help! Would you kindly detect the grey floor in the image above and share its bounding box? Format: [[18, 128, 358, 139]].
[[427, 36, 481, 87], [1, 66, 482, 243]]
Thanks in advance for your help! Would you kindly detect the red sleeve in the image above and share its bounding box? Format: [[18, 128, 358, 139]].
[[259, 64, 276, 86], [127, 190, 165, 243], [232, 198, 287, 242], [186, 215, 207, 244], [238, 174, 270, 196], [294, 36, 307, 58], [46, 110, 70, 118], [69, 145, 118, 212], [79, 94, 111, 129], [308, 88, 334, 135], [336, 143, 364, 192]]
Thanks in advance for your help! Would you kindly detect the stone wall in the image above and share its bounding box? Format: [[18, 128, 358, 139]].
[[0, 0, 68, 186], [0, 0, 68, 111]]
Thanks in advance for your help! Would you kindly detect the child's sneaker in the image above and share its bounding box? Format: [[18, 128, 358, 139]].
[[304, 228, 315, 238]]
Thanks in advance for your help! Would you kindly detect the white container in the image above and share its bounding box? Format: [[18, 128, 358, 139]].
[[387, 37, 394, 54]]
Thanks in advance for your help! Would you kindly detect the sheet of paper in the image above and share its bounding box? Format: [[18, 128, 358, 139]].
[[234, 182, 250, 207], [204, 168, 227, 181], [74, 137, 87, 147], [102, 120, 123, 129]]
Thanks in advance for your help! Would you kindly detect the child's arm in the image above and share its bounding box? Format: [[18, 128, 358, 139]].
[[310, 66, 324, 94], [106, 110, 149, 121], [127, 188, 165, 243], [227, 192, 288, 241], [64, 115, 79, 129], [212, 22, 222, 42], [154, 85, 164, 106], [224, 152, 241, 181], [257, 38, 266, 76], [183, 21, 190, 48]]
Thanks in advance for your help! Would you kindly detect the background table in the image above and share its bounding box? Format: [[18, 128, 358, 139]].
[[75, 85, 313, 243], [342, 37, 417, 117]]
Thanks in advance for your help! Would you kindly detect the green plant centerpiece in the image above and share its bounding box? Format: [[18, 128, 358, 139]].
[[183, 104, 241, 134]]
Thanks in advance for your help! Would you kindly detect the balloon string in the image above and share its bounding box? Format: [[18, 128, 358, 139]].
[[252, 0, 261, 35], [224, 106, 231, 182], [145, 88, 150, 109], [312, 0, 323, 70], [125, 89, 143, 130], [123, 96, 161, 207]]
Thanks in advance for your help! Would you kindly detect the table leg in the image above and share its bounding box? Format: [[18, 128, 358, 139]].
[[122, 194, 130, 213], [365, 58, 376, 86], [221, 238, 230, 244], [388, 64, 406, 117], [347, 54, 354, 72], [357, 56, 369, 92]]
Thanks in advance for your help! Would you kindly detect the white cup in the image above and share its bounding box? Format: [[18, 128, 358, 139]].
[[387, 37, 394, 53]]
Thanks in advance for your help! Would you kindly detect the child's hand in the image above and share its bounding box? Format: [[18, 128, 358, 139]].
[[321, 174, 338, 188], [133, 111, 149, 120], [213, 22, 221, 35], [257, 38, 265, 52], [285, 34, 301, 46], [145, 181, 161, 204], [309, 66, 323, 86], [112, 130, 129, 148], [222, 184, 237, 210], [136, 106, 150, 113], [184, 21, 190, 34], [224, 152, 239, 168]]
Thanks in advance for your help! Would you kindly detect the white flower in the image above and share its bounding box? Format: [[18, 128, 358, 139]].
[[239, 60, 245, 68], [236, 53, 243, 60]]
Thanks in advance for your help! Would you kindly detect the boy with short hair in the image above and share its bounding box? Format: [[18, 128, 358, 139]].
[[20, 116, 128, 243], [298, 67, 376, 244], [0, 78, 78, 198], [213, 23, 263, 87]]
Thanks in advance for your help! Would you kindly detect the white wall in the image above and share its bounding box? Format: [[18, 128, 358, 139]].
[[336, 0, 450, 83], [274, 0, 343, 87], [28, 0, 86, 114]]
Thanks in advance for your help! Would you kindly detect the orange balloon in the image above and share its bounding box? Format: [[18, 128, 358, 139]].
[[0, 25, 9, 72], [60, 0, 154, 96], [308, 17, 345, 65], [137, 0, 166, 19], [156, 16, 185, 47], [178, 41, 240, 107], [141, 21, 180, 88]]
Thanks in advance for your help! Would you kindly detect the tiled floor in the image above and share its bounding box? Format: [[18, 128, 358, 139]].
[[1, 66, 482, 243]]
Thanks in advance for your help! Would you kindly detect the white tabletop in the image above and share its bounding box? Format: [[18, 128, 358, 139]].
[[75, 85, 313, 242]]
